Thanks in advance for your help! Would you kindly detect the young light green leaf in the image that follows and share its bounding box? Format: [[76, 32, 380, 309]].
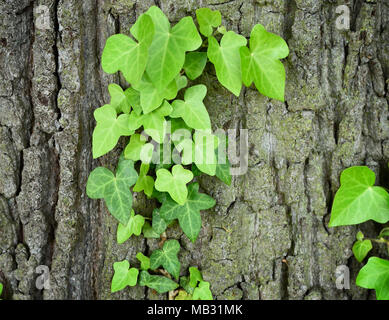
[[192, 281, 213, 300], [189, 267, 203, 288], [102, 14, 154, 84], [240, 24, 289, 101], [108, 84, 131, 114], [352, 240, 372, 263], [183, 52, 208, 80], [155, 165, 194, 205], [152, 209, 168, 235], [207, 31, 247, 96], [116, 209, 145, 244], [356, 231, 364, 241], [0, 283, 3, 297], [150, 239, 181, 280], [111, 260, 139, 293], [142, 221, 160, 239], [379, 227, 389, 238], [133, 163, 155, 197], [137, 6, 202, 90], [92, 105, 133, 159], [195, 8, 222, 37], [124, 134, 148, 161], [136, 252, 150, 271], [175, 289, 193, 300], [139, 271, 179, 294], [125, 87, 142, 115], [170, 85, 211, 130], [132, 73, 178, 114], [356, 257, 389, 300], [193, 130, 219, 176], [329, 166, 389, 227], [86, 158, 138, 225], [142, 100, 173, 143], [160, 183, 216, 242]]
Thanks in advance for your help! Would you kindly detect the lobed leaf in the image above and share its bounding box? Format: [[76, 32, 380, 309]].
[[196, 8, 222, 37], [111, 260, 139, 293], [116, 209, 145, 244], [150, 239, 181, 280], [192, 281, 213, 300], [133, 163, 155, 197], [139, 271, 179, 294], [136, 252, 151, 271]]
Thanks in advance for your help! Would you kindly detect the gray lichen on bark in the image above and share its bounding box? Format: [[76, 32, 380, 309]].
[[0, 0, 388, 300]]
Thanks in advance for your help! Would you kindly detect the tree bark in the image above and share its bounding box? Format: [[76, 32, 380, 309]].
[[0, 0, 388, 300]]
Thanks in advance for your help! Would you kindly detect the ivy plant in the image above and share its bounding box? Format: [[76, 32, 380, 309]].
[[330, 166, 389, 300], [86, 5, 289, 298]]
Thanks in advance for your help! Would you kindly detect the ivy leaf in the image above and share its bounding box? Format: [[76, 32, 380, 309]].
[[379, 227, 389, 238], [92, 105, 133, 159], [183, 52, 208, 80], [352, 240, 372, 263], [124, 134, 147, 161], [116, 209, 145, 244], [160, 183, 216, 242], [155, 165, 194, 205], [124, 87, 142, 115], [356, 231, 364, 241], [0, 283, 3, 297], [108, 84, 131, 114], [207, 31, 247, 96], [193, 130, 219, 176], [180, 276, 194, 295], [136, 6, 202, 90], [175, 290, 193, 300], [86, 158, 138, 225], [240, 24, 289, 101], [196, 8, 222, 37], [111, 260, 139, 293], [150, 239, 181, 280], [189, 267, 203, 287], [170, 85, 211, 130], [132, 73, 179, 114], [133, 163, 155, 197], [192, 281, 213, 300], [329, 166, 389, 227], [356, 257, 389, 300], [215, 148, 232, 185], [142, 221, 160, 239], [102, 14, 154, 84], [139, 271, 179, 294], [136, 252, 150, 271], [142, 100, 173, 143], [152, 209, 168, 235]]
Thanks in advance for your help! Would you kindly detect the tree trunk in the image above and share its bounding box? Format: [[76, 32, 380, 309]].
[[0, 0, 388, 300]]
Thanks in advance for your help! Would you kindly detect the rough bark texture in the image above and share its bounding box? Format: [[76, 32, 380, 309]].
[[0, 0, 388, 300]]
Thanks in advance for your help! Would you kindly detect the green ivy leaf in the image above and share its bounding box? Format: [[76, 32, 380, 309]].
[[193, 130, 219, 176], [240, 24, 289, 101], [116, 209, 145, 244], [189, 267, 203, 287], [150, 239, 181, 280], [155, 165, 194, 205], [108, 84, 131, 114], [152, 209, 168, 235], [180, 276, 194, 295], [142, 221, 160, 239], [195, 8, 222, 37], [111, 260, 139, 293], [124, 87, 142, 115], [329, 166, 389, 227], [142, 100, 173, 143], [135, 6, 202, 90], [133, 163, 155, 197], [92, 105, 133, 159], [139, 270, 179, 294], [192, 281, 213, 300], [102, 14, 154, 84], [170, 85, 211, 130], [0, 283, 3, 297], [207, 31, 247, 96], [124, 134, 147, 161], [183, 52, 208, 80], [136, 252, 150, 271], [356, 231, 364, 241], [160, 183, 216, 242], [175, 289, 193, 300], [379, 227, 389, 238], [356, 257, 389, 300], [352, 240, 372, 263], [86, 158, 138, 225]]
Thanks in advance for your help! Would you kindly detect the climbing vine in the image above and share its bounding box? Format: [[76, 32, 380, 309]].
[[86, 6, 289, 299], [330, 166, 389, 300]]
